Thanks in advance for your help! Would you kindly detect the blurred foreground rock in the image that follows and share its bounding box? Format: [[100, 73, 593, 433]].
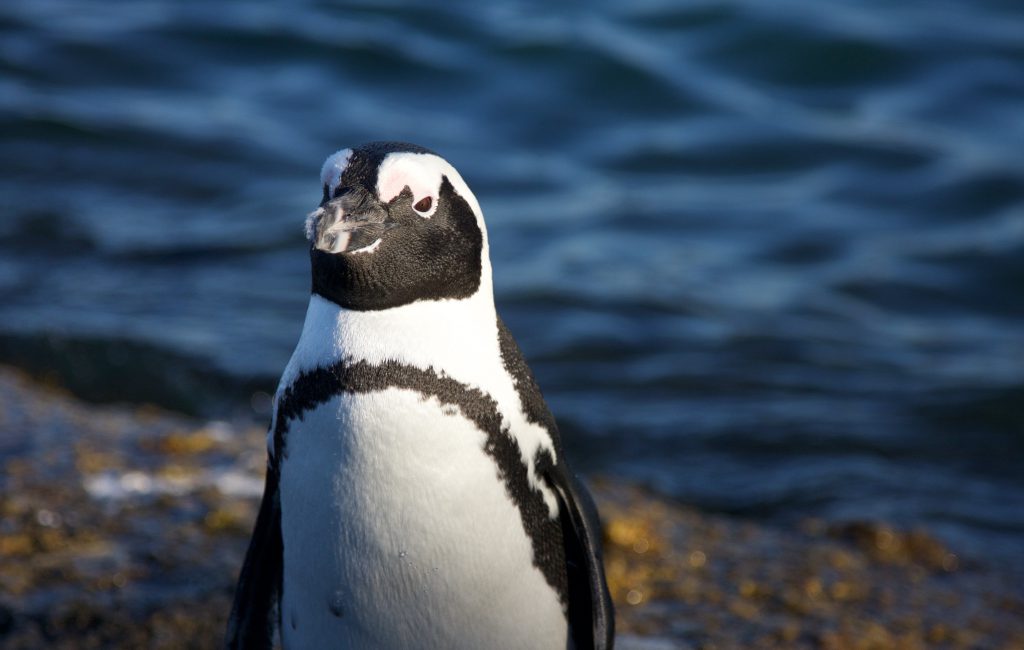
[[1, 366, 1021, 649]]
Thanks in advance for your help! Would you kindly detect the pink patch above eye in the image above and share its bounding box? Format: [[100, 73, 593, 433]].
[[414, 196, 433, 212]]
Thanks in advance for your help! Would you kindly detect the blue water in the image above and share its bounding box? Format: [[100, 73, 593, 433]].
[[2, 1, 1023, 571]]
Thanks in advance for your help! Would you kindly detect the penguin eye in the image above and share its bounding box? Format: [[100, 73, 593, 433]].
[[413, 196, 433, 213]]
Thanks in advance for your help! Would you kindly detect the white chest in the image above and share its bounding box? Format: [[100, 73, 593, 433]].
[[271, 294, 560, 510], [278, 388, 569, 650]]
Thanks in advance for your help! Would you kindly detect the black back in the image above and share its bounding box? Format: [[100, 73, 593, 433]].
[[497, 317, 616, 649], [225, 461, 282, 650]]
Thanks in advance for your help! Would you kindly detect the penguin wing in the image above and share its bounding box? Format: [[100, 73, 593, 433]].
[[545, 461, 616, 649], [225, 455, 283, 650], [497, 317, 615, 649]]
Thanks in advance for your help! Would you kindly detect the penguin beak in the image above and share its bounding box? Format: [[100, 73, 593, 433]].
[[307, 188, 395, 254]]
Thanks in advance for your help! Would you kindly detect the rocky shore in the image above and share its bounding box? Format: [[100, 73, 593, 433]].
[[1, 366, 1021, 649]]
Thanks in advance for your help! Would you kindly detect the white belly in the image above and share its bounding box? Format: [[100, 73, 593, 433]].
[[278, 388, 569, 649]]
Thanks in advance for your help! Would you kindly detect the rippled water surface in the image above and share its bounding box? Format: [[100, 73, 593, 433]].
[[2, 1, 1023, 570]]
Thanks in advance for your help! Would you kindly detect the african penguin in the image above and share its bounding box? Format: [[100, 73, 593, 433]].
[[226, 141, 614, 649]]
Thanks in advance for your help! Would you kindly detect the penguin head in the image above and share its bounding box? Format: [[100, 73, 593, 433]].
[[306, 142, 490, 311]]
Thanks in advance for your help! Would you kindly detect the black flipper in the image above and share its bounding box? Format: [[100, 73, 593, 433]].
[[549, 465, 615, 650], [225, 458, 282, 650], [497, 316, 615, 649]]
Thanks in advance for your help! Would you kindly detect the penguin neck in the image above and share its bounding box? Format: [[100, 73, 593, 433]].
[[282, 287, 500, 391]]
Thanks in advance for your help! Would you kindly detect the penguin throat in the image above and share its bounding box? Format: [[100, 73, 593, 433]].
[[310, 247, 483, 311]]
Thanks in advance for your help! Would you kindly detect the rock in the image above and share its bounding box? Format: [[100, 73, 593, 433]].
[[1, 366, 1022, 649]]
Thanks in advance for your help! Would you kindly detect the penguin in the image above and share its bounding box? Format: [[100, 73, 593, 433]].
[[226, 141, 614, 649]]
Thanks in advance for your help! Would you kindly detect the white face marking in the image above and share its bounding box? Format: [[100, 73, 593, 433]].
[[375, 152, 484, 226], [306, 149, 355, 243], [348, 237, 382, 255], [376, 152, 442, 218], [303, 207, 319, 243], [319, 148, 353, 192]]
